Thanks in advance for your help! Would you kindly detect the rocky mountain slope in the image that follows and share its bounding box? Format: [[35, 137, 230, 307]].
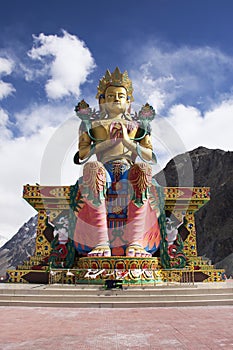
[[0, 146, 232, 277], [0, 216, 37, 277], [156, 146, 233, 277]]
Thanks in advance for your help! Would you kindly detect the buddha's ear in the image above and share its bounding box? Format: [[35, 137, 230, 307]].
[[99, 94, 105, 107], [126, 98, 131, 114], [99, 95, 107, 117]]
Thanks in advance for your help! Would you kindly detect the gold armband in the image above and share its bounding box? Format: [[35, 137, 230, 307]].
[[139, 134, 153, 150]]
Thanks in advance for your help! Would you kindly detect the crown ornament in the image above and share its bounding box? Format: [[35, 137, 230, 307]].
[[96, 67, 134, 101]]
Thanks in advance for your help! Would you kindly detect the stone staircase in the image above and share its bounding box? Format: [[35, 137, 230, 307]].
[[0, 282, 233, 308]]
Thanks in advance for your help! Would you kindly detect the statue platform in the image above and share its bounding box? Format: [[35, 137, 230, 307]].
[[6, 185, 225, 284]]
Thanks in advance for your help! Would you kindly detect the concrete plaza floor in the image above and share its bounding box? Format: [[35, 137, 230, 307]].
[[0, 305, 232, 349]]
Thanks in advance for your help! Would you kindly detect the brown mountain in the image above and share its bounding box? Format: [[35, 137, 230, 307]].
[[0, 216, 37, 277], [156, 146, 233, 277]]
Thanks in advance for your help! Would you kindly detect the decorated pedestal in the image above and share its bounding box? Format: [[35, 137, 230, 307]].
[[7, 185, 225, 284]]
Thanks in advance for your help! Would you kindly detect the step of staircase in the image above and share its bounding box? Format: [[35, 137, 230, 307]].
[[0, 282, 232, 308]]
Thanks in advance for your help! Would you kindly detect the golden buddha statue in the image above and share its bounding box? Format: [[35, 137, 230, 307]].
[[72, 67, 164, 258]]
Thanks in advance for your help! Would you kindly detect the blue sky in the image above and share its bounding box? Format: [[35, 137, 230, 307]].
[[1, 0, 233, 243]]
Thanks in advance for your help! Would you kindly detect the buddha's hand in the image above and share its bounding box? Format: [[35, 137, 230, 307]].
[[109, 121, 123, 142], [117, 121, 131, 147]]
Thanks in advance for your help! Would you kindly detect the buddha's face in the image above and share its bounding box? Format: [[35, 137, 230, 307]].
[[104, 86, 129, 118]]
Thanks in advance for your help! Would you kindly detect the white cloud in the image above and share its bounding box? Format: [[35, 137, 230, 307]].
[[0, 103, 82, 241], [27, 30, 96, 99], [14, 103, 72, 136], [166, 98, 233, 152], [0, 81, 15, 100], [130, 45, 233, 113], [133, 99, 233, 171], [0, 108, 13, 143], [0, 57, 14, 75], [0, 57, 15, 99], [0, 127, 52, 241]]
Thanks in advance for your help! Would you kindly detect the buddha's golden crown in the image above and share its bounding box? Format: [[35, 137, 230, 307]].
[[96, 67, 134, 101]]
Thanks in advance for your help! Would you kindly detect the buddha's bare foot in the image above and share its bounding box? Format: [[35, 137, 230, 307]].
[[126, 244, 152, 258], [88, 245, 111, 257]]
